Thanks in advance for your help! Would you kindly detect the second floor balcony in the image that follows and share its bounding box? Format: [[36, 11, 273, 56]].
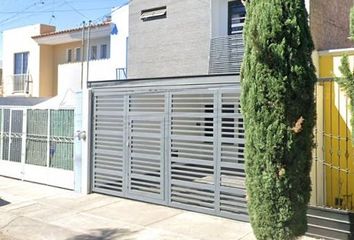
[[209, 34, 244, 75], [12, 74, 32, 95]]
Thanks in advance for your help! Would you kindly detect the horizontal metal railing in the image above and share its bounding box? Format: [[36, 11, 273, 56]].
[[116, 67, 127, 80], [12, 74, 31, 94], [209, 34, 244, 75]]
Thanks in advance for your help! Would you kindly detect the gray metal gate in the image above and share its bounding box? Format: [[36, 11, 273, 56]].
[[91, 81, 248, 221]]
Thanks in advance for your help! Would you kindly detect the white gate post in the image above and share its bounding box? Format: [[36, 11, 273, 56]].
[[20, 109, 27, 180], [74, 91, 83, 193]]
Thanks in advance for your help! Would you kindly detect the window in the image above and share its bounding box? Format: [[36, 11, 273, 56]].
[[100, 44, 107, 59], [90, 45, 97, 60], [14, 52, 29, 74], [75, 48, 81, 62], [141, 6, 167, 21], [67, 49, 72, 62], [228, 1, 246, 35]]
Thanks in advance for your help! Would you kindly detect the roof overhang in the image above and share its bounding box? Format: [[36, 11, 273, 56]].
[[32, 23, 111, 45]]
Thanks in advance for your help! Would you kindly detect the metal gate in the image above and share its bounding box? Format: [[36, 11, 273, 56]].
[[0, 108, 75, 189], [91, 81, 248, 221]]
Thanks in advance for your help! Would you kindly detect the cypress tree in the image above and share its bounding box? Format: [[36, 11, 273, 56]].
[[241, 1, 316, 239]]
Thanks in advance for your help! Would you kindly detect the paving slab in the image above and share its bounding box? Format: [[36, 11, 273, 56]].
[[8, 202, 77, 222], [36, 192, 121, 212], [0, 176, 319, 240], [148, 211, 253, 240], [120, 227, 199, 240], [49, 212, 143, 235], [85, 199, 183, 226], [0, 215, 80, 240]]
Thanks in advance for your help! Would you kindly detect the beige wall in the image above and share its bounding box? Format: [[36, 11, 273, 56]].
[[310, 0, 354, 50], [39, 45, 55, 97]]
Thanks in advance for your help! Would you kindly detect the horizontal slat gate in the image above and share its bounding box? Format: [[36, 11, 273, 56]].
[[127, 94, 166, 203], [169, 91, 216, 213], [218, 89, 248, 221], [91, 84, 248, 221], [92, 93, 125, 196], [128, 117, 164, 200]]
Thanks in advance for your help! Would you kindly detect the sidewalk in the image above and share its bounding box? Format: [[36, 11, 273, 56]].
[[0, 176, 315, 240]]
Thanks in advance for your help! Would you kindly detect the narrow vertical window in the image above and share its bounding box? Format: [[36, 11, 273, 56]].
[[67, 49, 72, 62], [100, 44, 107, 59], [75, 48, 81, 62], [13, 52, 29, 92], [91, 46, 97, 60], [14, 52, 29, 74]]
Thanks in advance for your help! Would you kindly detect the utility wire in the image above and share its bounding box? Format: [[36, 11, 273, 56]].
[[0, 7, 115, 14], [49, 0, 56, 24], [0, 0, 45, 26], [63, 0, 89, 20]]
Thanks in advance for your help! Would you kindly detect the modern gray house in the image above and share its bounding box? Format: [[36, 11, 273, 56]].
[[89, 0, 247, 221], [87, 1, 354, 239]]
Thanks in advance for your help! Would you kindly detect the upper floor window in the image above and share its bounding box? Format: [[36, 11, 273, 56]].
[[75, 48, 81, 62], [14, 52, 29, 74], [141, 6, 167, 21], [91, 45, 97, 60], [100, 44, 108, 59], [67, 49, 72, 63], [228, 1, 246, 35]]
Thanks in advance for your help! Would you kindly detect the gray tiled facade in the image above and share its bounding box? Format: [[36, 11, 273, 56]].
[[128, 0, 211, 79]]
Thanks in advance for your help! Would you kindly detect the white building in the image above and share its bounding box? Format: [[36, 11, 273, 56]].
[[2, 5, 129, 97]]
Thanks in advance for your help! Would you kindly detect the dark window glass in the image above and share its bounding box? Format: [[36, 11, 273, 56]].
[[91, 46, 97, 60], [67, 49, 72, 62], [75, 48, 81, 62], [14, 52, 29, 74], [228, 1, 246, 35], [100, 44, 107, 59]]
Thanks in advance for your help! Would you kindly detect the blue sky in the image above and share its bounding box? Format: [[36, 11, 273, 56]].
[[0, 0, 127, 59]]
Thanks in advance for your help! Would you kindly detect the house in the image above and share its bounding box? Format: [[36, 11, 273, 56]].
[[1, 5, 128, 97], [86, 1, 354, 239], [0, 0, 353, 239], [0, 4, 129, 199]]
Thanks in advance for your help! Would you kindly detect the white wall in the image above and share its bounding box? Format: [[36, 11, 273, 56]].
[[2, 25, 53, 97], [110, 5, 129, 72], [305, 0, 310, 14], [211, 0, 229, 38], [58, 59, 116, 95], [88, 37, 111, 60]]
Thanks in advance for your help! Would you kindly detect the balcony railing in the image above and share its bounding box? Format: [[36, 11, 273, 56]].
[[12, 74, 31, 94], [209, 34, 244, 75], [116, 68, 127, 80]]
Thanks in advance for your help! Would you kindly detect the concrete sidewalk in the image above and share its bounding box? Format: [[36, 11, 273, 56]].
[[0, 176, 315, 240]]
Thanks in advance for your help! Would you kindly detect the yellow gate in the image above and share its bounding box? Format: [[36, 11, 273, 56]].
[[312, 80, 354, 210]]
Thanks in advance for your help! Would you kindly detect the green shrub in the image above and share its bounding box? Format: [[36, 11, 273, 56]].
[[241, 0, 316, 239]]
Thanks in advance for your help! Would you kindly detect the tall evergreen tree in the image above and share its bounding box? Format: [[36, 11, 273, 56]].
[[241, 1, 316, 239]]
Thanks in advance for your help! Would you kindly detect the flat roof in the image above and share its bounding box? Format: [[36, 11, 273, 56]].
[[32, 22, 110, 39], [0, 97, 49, 107], [32, 22, 111, 45]]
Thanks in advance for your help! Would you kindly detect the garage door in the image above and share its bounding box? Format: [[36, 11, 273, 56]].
[[91, 83, 248, 221]]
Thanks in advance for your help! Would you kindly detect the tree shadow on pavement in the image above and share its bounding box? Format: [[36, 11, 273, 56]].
[[66, 228, 136, 240], [0, 199, 10, 207]]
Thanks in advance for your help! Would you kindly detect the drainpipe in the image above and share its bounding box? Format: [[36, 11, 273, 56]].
[[80, 21, 86, 89], [86, 20, 92, 85]]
